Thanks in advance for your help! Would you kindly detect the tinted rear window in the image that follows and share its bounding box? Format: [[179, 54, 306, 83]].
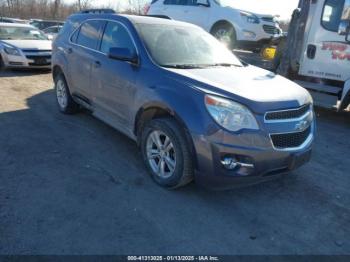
[[76, 20, 104, 49]]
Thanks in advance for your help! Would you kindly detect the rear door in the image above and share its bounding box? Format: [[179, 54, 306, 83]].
[[180, 0, 211, 29], [90, 20, 139, 134], [160, 0, 191, 21], [68, 20, 105, 101], [299, 0, 350, 82]]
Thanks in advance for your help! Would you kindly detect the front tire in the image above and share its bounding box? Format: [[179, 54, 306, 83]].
[[54, 73, 79, 114], [0, 55, 5, 71], [211, 23, 237, 50], [141, 118, 194, 189]]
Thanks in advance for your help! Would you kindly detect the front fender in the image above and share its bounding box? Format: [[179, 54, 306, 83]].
[[133, 82, 209, 136]]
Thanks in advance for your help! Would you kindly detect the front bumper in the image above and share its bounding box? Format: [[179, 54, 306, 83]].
[[1, 51, 51, 69], [236, 22, 282, 44], [191, 107, 315, 190], [236, 39, 272, 50], [193, 133, 313, 190]]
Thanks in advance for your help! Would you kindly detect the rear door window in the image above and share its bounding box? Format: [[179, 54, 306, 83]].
[[322, 0, 345, 32], [76, 20, 105, 50]]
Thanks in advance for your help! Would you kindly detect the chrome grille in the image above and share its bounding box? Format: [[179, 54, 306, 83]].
[[26, 55, 51, 66], [261, 17, 274, 23], [263, 25, 280, 35], [265, 105, 311, 121]]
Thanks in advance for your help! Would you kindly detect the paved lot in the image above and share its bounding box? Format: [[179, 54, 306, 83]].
[[0, 70, 349, 255]]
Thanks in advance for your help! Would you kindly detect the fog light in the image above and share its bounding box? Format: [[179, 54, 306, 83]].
[[221, 157, 255, 170], [243, 30, 256, 39], [221, 157, 239, 170]]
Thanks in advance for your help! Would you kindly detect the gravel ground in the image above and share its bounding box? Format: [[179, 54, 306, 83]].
[[0, 70, 349, 255]]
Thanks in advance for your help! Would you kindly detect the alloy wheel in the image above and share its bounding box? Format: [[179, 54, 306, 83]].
[[146, 130, 176, 179], [56, 79, 68, 109]]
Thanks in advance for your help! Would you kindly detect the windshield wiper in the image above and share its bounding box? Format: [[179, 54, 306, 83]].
[[160, 64, 207, 69], [160, 63, 242, 69], [204, 63, 242, 68]]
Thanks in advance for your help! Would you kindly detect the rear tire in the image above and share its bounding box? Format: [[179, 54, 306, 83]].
[[54, 73, 79, 114], [141, 118, 194, 189], [211, 22, 237, 50], [0, 55, 5, 71]]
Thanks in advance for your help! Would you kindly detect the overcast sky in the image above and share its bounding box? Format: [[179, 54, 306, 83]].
[[66, 0, 299, 20]]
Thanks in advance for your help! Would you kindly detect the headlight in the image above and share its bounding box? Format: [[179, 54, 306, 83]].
[[4, 46, 21, 56], [240, 11, 260, 24], [205, 95, 259, 132]]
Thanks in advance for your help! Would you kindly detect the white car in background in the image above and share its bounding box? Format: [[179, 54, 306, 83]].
[[43, 25, 63, 40], [0, 23, 52, 69], [147, 0, 282, 50]]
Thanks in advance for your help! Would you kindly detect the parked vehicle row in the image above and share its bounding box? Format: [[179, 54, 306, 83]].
[[147, 0, 283, 50], [0, 17, 64, 39], [51, 11, 315, 190], [29, 19, 64, 30], [0, 17, 28, 24], [43, 25, 63, 39], [0, 23, 52, 69]]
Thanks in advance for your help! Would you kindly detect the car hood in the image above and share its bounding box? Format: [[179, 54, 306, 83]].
[[166, 65, 312, 113], [1, 40, 52, 50]]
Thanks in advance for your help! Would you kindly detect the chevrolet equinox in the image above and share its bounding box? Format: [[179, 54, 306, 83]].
[[52, 11, 315, 190]]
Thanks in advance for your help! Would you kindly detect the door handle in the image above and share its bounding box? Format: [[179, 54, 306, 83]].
[[94, 61, 101, 68], [307, 45, 316, 59], [67, 47, 73, 54]]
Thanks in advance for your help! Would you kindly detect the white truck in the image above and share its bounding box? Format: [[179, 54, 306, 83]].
[[277, 0, 350, 111]]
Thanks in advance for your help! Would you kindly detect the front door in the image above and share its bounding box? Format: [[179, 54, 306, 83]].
[[91, 21, 139, 135], [299, 0, 350, 82]]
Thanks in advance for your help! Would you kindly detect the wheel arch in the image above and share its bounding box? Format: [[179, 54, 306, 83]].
[[52, 65, 64, 81], [210, 20, 236, 35], [134, 102, 198, 169]]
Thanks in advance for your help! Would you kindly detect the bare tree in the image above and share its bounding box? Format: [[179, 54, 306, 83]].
[[124, 0, 148, 15], [0, 0, 148, 20], [76, 0, 91, 11]]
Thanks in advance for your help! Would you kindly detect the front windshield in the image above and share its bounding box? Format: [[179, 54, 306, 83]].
[[0, 26, 48, 40], [136, 23, 242, 68]]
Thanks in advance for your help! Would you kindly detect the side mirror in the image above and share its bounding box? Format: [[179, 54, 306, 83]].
[[338, 20, 350, 35], [108, 47, 138, 64], [340, 0, 350, 40], [47, 34, 53, 40], [196, 0, 209, 7]]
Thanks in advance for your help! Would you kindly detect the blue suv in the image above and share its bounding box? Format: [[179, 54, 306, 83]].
[[52, 11, 315, 190]]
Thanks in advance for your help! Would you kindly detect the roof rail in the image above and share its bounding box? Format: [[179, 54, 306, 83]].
[[79, 9, 116, 14]]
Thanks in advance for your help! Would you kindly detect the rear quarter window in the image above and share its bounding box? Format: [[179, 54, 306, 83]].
[[75, 20, 105, 50]]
